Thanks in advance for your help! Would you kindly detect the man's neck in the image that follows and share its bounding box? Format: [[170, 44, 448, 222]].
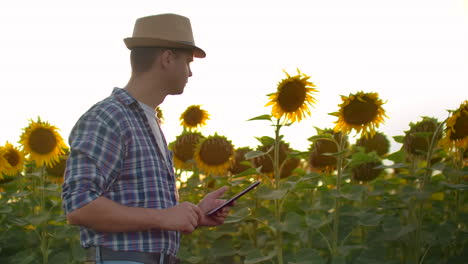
[[124, 74, 166, 108]]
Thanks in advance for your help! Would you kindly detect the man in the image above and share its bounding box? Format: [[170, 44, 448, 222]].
[[62, 14, 230, 264]]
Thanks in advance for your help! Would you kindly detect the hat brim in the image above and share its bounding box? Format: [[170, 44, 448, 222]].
[[124, 37, 206, 58]]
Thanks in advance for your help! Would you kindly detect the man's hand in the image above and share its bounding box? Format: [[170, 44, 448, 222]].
[[198, 186, 232, 227], [160, 202, 203, 234]]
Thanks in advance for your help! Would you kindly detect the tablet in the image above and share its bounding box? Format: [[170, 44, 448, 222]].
[[206, 181, 261, 216]]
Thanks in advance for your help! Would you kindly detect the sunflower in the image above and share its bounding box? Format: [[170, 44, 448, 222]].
[[352, 161, 384, 182], [265, 69, 318, 123], [180, 105, 209, 130], [253, 141, 294, 176], [332, 91, 387, 138], [155, 106, 164, 124], [170, 132, 204, 170], [228, 147, 253, 175], [280, 156, 300, 178], [0, 148, 9, 178], [46, 148, 69, 183], [403, 117, 441, 157], [441, 100, 468, 150], [349, 150, 383, 182], [308, 129, 348, 172], [0, 142, 25, 176], [355, 132, 390, 157], [20, 118, 67, 167], [194, 134, 235, 175]]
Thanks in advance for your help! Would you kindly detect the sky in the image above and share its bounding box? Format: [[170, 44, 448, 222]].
[[1, 0, 467, 154]]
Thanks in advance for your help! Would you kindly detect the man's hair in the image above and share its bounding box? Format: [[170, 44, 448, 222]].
[[130, 47, 164, 74], [130, 47, 192, 74]]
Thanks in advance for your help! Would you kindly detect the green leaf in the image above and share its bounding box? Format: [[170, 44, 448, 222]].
[[281, 212, 305, 234], [293, 248, 326, 264], [27, 212, 50, 226], [375, 163, 407, 169], [211, 239, 237, 257], [308, 134, 336, 143], [49, 252, 70, 264], [382, 224, 416, 241], [322, 149, 348, 157], [247, 114, 272, 121], [348, 151, 380, 167], [185, 256, 203, 264], [245, 150, 267, 160], [338, 245, 367, 257], [225, 207, 250, 224], [256, 187, 288, 200], [330, 255, 346, 264], [392, 135, 405, 143], [358, 212, 384, 226], [386, 149, 406, 163], [306, 213, 332, 228], [244, 250, 276, 264], [288, 151, 310, 159], [254, 136, 276, 146], [340, 185, 366, 202], [232, 168, 258, 178], [440, 182, 468, 191], [0, 205, 13, 214]]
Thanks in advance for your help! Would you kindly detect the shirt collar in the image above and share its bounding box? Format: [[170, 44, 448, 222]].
[[112, 87, 138, 106]]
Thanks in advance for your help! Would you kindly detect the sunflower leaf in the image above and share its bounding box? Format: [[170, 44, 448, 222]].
[[254, 136, 275, 146], [245, 150, 267, 160], [392, 135, 405, 143], [232, 168, 259, 178], [308, 134, 336, 143], [288, 151, 309, 159], [386, 150, 406, 163], [244, 250, 276, 264], [247, 114, 272, 122], [322, 150, 348, 157], [256, 186, 288, 200], [440, 182, 468, 191]]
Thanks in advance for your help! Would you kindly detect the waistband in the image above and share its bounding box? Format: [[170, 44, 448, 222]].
[[85, 246, 180, 264]]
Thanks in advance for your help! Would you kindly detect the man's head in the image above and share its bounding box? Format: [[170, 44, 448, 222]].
[[124, 14, 205, 58], [125, 14, 203, 95]]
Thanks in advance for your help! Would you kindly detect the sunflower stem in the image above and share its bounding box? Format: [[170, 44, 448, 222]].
[[413, 118, 446, 262], [39, 166, 49, 264], [331, 134, 345, 259], [273, 118, 283, 264]]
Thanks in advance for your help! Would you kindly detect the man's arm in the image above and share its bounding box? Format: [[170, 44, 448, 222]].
[[67, 196, 203, 234]]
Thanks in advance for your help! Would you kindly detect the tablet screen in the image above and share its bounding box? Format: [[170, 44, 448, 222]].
[[206, 181, 261, 216]]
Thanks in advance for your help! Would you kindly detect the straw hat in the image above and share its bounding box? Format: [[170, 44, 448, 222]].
[[124, 14, 206, 58]]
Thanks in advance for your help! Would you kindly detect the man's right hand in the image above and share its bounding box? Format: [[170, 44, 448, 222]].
[[160, 202, 203, 234]]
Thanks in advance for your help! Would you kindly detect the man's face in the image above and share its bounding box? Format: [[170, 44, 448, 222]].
[[166, 49, 194, 95]]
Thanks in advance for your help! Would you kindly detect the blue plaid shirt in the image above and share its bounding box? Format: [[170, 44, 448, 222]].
[[62, 88, 180, 255]]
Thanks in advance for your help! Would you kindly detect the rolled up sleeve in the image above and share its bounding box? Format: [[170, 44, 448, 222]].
[[62, 115, 124, 214]]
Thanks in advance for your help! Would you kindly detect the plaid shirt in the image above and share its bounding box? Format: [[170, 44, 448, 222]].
[[62, 88, 180, 255]]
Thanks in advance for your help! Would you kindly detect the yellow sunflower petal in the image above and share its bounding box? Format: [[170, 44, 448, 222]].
[[19, 118, 67, 167], [265, 69, 318, 124]]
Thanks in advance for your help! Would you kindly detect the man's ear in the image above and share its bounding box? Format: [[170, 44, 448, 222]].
[[159, 49, 174, 69]]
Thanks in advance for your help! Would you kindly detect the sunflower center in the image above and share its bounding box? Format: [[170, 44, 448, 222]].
[[28, 128, 57, 154], [309, 139, 338, 168], [199, 139, 233, 166], [277, 80, 306, 112], [4, 149, 20, 166], [352, 161, 383, 182], [451, 111, 468, 140], [174, 134, 201, 162], [343, 96, 378, 125], [184, 109, 204, 127]]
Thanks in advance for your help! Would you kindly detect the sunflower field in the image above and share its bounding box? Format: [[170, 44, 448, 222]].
[[1, 70, 467, 264]]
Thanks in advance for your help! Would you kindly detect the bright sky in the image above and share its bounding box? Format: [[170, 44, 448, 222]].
[[1, 0, 467, 154]]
